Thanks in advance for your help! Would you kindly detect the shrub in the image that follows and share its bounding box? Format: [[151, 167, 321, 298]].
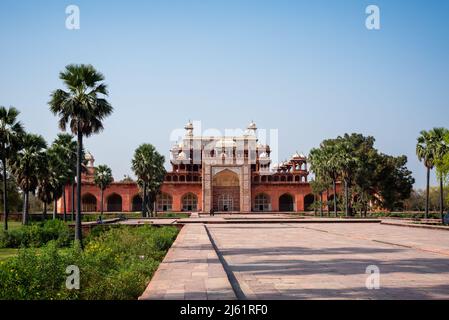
[[0, 225, 179, 300], [0, 220, 71, 249]]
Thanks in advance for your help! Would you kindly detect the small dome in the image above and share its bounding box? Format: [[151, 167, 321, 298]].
[[85, 151, 93, 160], [259, 151, 268, 158], [177, 151, 187, 160], [291, 152, 301, 159], [184, 121, 193, 130], [247, 121, 257, 130]]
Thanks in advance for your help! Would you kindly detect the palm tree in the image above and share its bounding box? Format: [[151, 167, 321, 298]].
[[49, 64, 113, 246], [50, 134, 77, 221], [94, 165, 113, 217], [0, 106, 24, 230], [11, 134, 47, 225], [132, 144, 166, 217], [336, 138, 358, 217], [317, 141, 341, 216], [429, 128, 449, 223], [36, 153, 54, 220], [416, 129, 442, 219]]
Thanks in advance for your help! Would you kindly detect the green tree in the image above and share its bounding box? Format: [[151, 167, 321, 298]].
[[11, 134, 47, 225], [311, 133, 414, 216], [132, 144, 166, 217], [94, 165, 113, 217], [0, 106, 25, 230], [309, 142, 340, 216], [0, 172, 22, 215], [334, 136, 359, 217], [375, 154, 414, 211], [49, 64, 113, 246], [309, 179, 328, 217]]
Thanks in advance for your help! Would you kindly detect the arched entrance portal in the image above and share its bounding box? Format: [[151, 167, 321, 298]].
[[218, 194, 234, 212], [132, 194, 143, 212], [107, 193, 122, 212], [182, 193, 198, 211], [212, 169, 240, 211], [279, 194, 294, 212], [304, 194, 315, 211], [82, 193, 97, 212], [254, 193, 271, 212]]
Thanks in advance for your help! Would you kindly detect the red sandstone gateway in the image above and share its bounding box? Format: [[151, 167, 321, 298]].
[[58, 122, 336, 214]]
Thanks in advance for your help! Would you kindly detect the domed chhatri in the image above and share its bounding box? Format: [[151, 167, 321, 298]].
[[85, 151, 95, 167], [247, 121, 257, 130], [58, 122, 321, 214]]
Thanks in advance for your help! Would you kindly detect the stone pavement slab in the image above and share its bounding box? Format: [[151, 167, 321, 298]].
[[207, 223, 449, 300], [139, 224, 236, 300]]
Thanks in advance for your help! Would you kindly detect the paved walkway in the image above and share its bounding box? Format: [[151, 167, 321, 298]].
[[139, 224, 235, 300], [140, 222, 449, 300]]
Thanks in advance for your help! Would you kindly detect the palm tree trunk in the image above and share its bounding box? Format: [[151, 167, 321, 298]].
[[71, 182, 75, 221], [333, 179, 337, 217], [425, 166, 430, 219], [53, 198, 57, 220], [319, 192, 323, 217], [326, 188, 330, 216], [75, 126, 83, 247], [344, 180, 349, 217], [440, 175, 444, 224], [22, 191, 29, 225], [150, 199, 155, 218], [62, 186, 67, 222], [43, 202, 47, 220], [2, 156, 8, 231], [142, 181, 147, 218], [313, 194, 317, 216], [100, 188, 104, 217]]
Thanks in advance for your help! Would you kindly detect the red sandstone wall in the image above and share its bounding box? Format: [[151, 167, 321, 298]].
[[57, 182, 140, 213], [57, 181, 341, 213], [160, 183, 202, 212], [251, 184, 311, 211]]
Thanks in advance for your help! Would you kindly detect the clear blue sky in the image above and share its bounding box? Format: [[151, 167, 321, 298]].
[[1, 0, 448, 188]]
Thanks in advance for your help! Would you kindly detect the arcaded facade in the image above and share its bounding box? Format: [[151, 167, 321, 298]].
[[58, 122, 326, 214]]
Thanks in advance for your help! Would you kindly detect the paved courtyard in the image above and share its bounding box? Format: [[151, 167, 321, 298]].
[[141, 222, 449, 300]]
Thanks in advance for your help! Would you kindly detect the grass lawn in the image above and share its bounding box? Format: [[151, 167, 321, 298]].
[[0, 248, 19, 261], [2, 221, 22, 230], [158, 212, 190, 218]]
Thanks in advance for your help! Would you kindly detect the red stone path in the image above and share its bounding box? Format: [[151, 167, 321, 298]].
[[140, 222, 449, 300], [139, 224, 236, 300]]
